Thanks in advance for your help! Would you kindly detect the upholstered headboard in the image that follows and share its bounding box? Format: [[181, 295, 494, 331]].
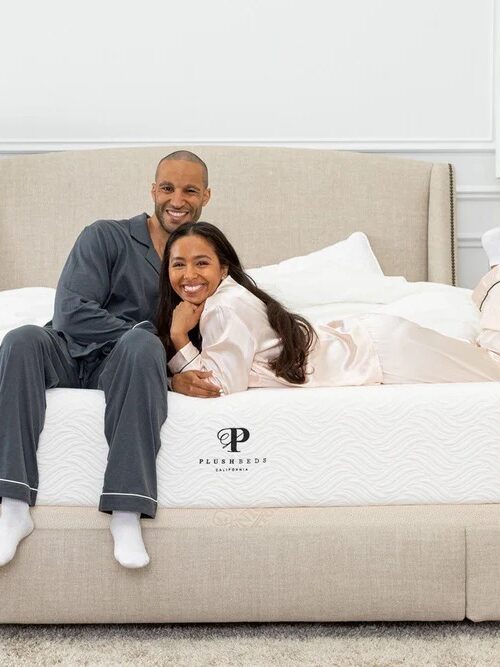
[[0, 146, 456, 290]]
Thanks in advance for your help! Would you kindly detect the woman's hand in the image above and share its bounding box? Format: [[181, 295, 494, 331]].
[[170, 301, 204, 350]]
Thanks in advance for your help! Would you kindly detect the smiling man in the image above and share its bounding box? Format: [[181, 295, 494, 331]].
[[0, 150, 219, 572], [149, 151, 211, 244]]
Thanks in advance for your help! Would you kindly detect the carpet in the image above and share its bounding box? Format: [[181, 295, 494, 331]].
[[2, 621, 500, 666]]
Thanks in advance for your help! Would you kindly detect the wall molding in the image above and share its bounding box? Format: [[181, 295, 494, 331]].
[[1, 0, 496, 158], [0, 140, 496, 155], [457, 186, 500, 200], [458, 234, 482, 249]]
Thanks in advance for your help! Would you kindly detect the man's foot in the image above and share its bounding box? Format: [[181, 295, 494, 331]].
[[0, 498, 34, 567], [481, 228, 500, 268], [110, 511, 150, 569]]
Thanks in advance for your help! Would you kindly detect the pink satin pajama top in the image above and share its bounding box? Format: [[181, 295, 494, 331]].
[[168, 277, 383, 395]]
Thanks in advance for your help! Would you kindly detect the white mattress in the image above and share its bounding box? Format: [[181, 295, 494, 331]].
[[37, 382, 500, 508], [4, 278, 498, 509]]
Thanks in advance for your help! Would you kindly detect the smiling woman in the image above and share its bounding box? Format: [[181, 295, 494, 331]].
[[168, 234, 229, 352], [157, 222, 500, 398], [169, 235, 228, 306], [157, 222, 318, 390]]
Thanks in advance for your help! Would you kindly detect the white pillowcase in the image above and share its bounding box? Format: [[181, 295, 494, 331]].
[[0, 287, 56, 345], [248, 231, 382, 283], [380, 282, 480, 343], [299, 282, 480, 343], [247, 232, 385, 308], [277, 274, 410, 309]]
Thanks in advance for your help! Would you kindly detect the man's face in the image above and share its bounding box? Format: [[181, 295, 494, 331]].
[[151, 160, 211, 235]]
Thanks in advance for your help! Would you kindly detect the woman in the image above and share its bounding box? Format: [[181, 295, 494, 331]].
[[157, 223, 500, 395]]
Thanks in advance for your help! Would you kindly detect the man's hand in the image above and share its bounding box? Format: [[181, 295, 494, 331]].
[[171, 370, 221, 398]]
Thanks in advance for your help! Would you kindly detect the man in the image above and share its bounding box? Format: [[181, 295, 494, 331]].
[[0, 150, 219, 569]]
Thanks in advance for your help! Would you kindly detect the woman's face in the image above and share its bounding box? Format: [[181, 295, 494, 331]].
[[168, 235, 228, 305]]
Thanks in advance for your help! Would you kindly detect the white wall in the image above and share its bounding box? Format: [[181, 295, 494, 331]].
[[0, 0, 497, 287]]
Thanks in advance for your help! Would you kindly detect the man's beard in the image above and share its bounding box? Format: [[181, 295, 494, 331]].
[[156, 203, 183, 233]]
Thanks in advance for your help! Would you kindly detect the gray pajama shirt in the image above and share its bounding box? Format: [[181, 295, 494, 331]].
[[0, 213, 167, 518]]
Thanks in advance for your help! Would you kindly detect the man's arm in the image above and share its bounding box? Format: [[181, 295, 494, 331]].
[[171, 370, 221, 398], [52, 224, 143, 345]]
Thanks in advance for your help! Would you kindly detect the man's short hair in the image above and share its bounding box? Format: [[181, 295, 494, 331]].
[[155, 151, 209, 188]]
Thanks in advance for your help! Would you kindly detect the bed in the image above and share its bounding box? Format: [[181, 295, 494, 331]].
[[1, 146, 499, 623]]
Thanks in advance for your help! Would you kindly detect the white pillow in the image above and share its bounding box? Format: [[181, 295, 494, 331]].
[[295, 282, 480, 343], [276, 274, 409, 309], [380, 283, 480, 343], [0, 287, 56, 345], [247, 232, 384, 308], [247, 232, 383, 287], [296, 282, 480, 343]]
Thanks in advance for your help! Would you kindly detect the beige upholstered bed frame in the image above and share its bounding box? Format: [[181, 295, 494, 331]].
[[1, 146, 499, 624]]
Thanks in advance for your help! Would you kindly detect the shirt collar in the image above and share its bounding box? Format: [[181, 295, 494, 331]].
[[129, 212, 162, 274]]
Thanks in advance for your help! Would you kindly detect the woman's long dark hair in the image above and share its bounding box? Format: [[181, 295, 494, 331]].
[[156, 222, 317, 385]]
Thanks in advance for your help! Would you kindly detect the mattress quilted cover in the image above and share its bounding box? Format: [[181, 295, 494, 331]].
[[3, 276, 498, 509], [37, 382, 500, 508]]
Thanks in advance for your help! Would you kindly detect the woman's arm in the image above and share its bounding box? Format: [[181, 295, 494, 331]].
[[168, 305, 256, 395]]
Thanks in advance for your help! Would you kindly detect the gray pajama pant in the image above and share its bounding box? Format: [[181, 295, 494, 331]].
[[0, 325, 168, 518]]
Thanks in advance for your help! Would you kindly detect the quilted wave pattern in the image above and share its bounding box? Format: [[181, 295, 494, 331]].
[[37, 382, 500, 508]]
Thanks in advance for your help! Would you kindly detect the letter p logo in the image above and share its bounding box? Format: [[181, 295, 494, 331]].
[[217, 427, 250, 453]]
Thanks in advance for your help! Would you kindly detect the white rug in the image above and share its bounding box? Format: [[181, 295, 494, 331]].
[[2, 621, 500, 666]]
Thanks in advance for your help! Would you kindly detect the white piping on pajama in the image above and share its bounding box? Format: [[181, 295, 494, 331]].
[[178, 351, 200, 373], [101, 492, 157, 503], [0, 478, 38, 492]]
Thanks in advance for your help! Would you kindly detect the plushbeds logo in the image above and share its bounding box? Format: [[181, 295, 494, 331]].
[[217, 427, 250, 453], [197, 427, 268, 472]]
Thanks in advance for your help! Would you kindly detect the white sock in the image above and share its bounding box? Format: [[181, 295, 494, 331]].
[[481, 228, 500, 268], [110, 511, 150, 569], [0, 497, 34, 567]]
